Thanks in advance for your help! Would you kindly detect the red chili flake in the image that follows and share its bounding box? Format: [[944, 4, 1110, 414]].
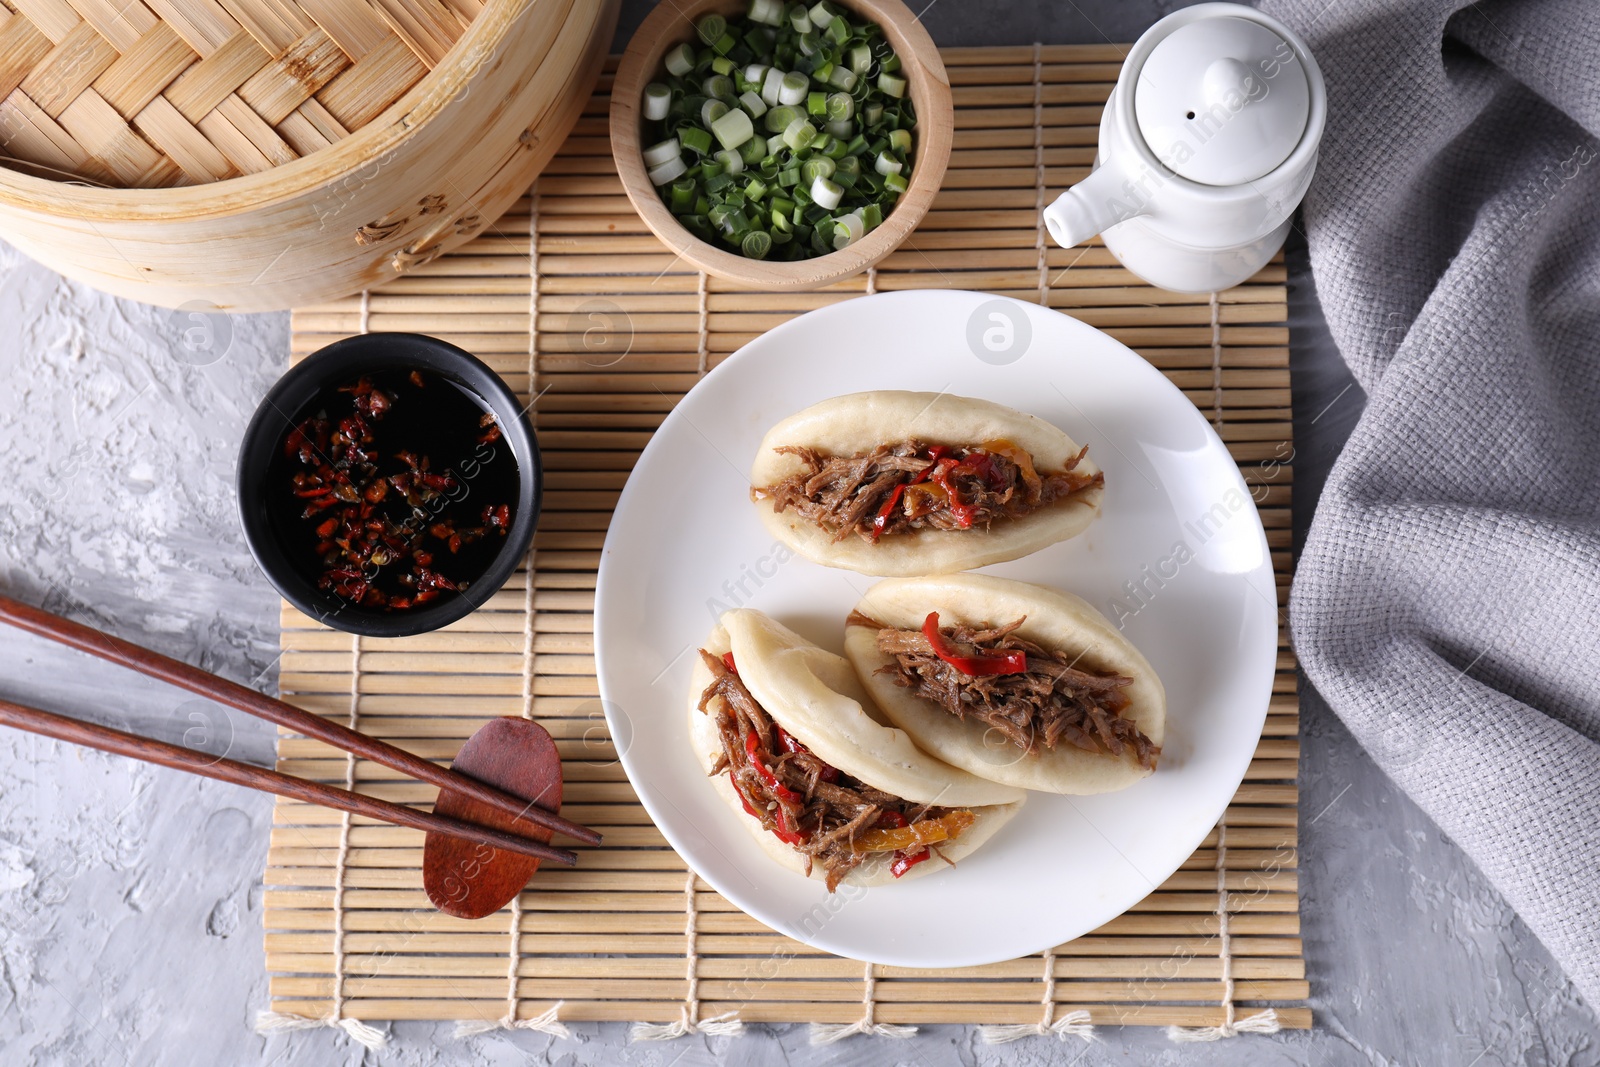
[[286, 372, 511, 613]]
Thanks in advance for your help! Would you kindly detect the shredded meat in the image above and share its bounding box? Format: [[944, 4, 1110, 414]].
[[851, 612, 1160, 771], [695, 649, 957, 891], [750, 438, 1103, 543]]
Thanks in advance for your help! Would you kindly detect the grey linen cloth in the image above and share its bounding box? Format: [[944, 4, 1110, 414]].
[[1259, 0, 1600, 1007]]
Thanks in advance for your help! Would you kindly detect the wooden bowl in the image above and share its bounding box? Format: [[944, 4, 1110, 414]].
[[610, 0, 951, 290]]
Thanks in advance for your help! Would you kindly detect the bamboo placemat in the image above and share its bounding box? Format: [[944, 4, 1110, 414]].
[[265, 44, 1309, 1040]]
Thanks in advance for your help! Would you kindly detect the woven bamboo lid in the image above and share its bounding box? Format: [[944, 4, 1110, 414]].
[[0, 0, 481, 187]]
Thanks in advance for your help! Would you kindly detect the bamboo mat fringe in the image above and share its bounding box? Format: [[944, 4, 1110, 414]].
[[809, 965, 917, 1044], [456, 1003, 569, 1039], [267, 45, 1308, 1040], [980, 949, 1096, 1044]]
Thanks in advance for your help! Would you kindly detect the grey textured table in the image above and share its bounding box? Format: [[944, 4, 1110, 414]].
[[0, 2, 1593, 1064]]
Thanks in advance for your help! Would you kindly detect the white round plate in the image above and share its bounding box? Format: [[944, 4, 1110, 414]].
[[594, 289, 1278, 969]]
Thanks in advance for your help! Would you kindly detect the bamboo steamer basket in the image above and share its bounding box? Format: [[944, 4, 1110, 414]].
[[0, 0, 617, 310]]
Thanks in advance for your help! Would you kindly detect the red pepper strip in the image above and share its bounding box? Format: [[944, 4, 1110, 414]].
[[929, 458, 977, 528], [890, 848, 931, 878], [745, 731, 805, 805], [921, 611, 1027, 676], [876, 810, 908, 829], [733, 750, 809, 845], [870, 445, 954, 542], [722, 651, 738, 674], [771, 806, 807, 845], [730, 770, 761, 818], [776, 724, 839, 783]]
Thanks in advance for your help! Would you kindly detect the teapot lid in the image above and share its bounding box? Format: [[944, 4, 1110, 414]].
[[1133, 16, 1310, 187]]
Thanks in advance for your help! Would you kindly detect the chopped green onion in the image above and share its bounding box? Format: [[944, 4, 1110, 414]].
[[778, 71, 809, 106], [741, 230, 772, 258], [715, 148, 745, 174], [810, 174, 842, 209], [825, 92, 854, 121], [827, 65, 857, 92], [783, 116, 817, 151], [642, 137, 681, 168], [739, 134, 768, 165], [649, 156, 688, 185], [664, 43, 695, 77], [669, 178, 696, 212], [679, 126, 713, 155], [643, 82, 671, 121], [800, 156, 835, 183], [711, 107, 755, 150], [878, 72, 907, 98], [832, 210, 864, 248], [882, 171, 908, 195], [738, 89, 768, 118], [848, 43, 871, 74], [748, 0, 784, 26], [874, 151, 902, 176], [807, 1, 834, 29], [807, 90, 828, 117], [764, 104, 800, 133], [696, 13, 726, 44], [888, 128, 912, 153], [761, 67, 785, 106], [703, 74, 734, 100], [788, 2, 811, 33], [711, 55, 734, 75], [745, 177, 769, 201], [701, 99, 728, 127]]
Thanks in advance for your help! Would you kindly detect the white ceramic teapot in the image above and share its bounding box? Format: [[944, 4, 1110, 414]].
[[1042, 3, 1325, 293]]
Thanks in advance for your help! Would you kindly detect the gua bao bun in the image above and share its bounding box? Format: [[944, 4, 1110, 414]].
[[749, 391, 1103, 577], [688, 609, 1024, 890], [845, 574, 1165, 795]]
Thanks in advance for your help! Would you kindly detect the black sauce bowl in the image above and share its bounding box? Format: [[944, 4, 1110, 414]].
[[237, 333, 541, 638]]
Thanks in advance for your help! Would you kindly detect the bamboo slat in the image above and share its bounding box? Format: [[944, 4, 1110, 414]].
[[267, 44, 1308, 1036]]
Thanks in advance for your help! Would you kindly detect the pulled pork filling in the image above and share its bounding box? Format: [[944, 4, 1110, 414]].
[[750, 438, 1103, 544], [851, 612, 1160, 771], [696, 649, 971, 891]]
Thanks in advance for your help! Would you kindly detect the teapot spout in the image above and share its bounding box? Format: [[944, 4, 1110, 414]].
[[1042, 166, 1144, 248]]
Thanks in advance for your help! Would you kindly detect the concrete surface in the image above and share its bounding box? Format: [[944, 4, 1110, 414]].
[[0, 1, 1595, 1064]]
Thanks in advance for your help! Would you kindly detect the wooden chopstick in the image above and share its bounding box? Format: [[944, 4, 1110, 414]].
[[0, 594, 601, 846], [0, 698, 578, 866]]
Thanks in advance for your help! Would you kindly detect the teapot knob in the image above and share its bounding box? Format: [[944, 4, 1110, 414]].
[[1202, 57, 1258, 110]]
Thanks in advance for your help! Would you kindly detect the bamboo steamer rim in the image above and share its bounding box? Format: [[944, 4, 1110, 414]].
[[610, 0, 953, 291], [0, 0, 567, 221]]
